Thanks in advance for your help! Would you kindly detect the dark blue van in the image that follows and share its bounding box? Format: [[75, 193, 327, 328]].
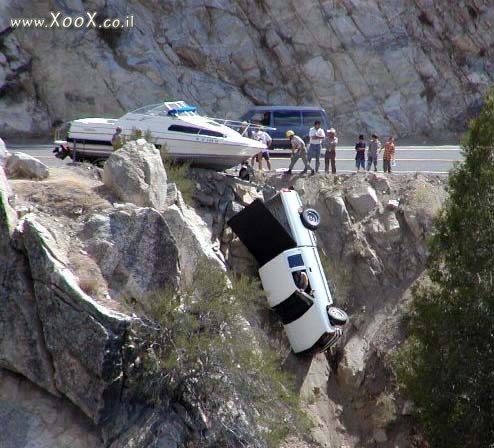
[[240, 106, 330, 149]]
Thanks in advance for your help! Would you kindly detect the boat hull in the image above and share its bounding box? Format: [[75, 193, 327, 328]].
[[61, 116, 263, 170]]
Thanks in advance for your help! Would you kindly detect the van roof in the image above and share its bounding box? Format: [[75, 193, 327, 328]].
[[246, 106, 327, 112]]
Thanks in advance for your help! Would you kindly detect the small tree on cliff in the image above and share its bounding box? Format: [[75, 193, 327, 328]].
[[397, 92, 494, 447]]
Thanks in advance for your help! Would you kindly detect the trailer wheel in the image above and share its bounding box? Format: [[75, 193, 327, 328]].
[[301, 208, 320, 230], [327, 306, 348, 326], [239, 166, 250, 181]]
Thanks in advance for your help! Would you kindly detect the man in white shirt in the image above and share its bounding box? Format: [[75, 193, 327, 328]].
[[308, 120, 325, 173], [250, 127, 272, 171]]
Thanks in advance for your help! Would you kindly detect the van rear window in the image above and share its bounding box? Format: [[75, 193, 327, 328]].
[[302, 111, 324, 126], [273, 111, 301, 127], [287, 254, 304, 267]]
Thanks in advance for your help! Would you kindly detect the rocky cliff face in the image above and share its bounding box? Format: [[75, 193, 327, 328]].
[[0, 0, 493, 139], [1, 146, 447, 447]]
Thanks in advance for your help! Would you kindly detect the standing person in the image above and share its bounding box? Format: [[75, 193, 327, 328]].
[[324, 128, 338, 174], [239, 121, 254, 139], [251, 128, 272, 171], [367, 134, 381, 172], [285, 130, 314, 175], [355, 134, 366, 172], [308, 120, 325, 173], [383, 136, 395, 173], [111, 126, 124, 150]]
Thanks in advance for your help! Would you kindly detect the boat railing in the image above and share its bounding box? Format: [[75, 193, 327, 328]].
[[206, 117, 277, 131]]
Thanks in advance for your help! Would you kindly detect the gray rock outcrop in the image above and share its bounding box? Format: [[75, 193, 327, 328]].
[[0, 138, 9, 166], [82, 207, 180, 300], [5, 152, 49, 180], [22, 216, 133, 424], [103, 141, 167, 210], [2, 1, 494, 139]]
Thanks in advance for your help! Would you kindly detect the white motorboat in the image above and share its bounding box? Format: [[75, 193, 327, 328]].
[[54, 101, 265, 170]]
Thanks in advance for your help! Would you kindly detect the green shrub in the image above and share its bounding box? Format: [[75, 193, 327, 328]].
[[138, 259, 311, 447], [396, 91, 494, 448], [159, 143, 194, 204]]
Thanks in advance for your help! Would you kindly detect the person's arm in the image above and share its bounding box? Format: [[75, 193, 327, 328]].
[[316, 128, 325, 140]]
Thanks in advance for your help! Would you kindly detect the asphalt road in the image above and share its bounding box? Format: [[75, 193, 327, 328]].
[[8, 143, 463, 174]]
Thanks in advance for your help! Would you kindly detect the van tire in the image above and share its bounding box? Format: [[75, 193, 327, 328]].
[[327, 306, 348, 326], [301, 208, 321, 230]]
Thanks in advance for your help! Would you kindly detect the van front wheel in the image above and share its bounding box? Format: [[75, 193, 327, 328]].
[[301, 208, 320, 230]]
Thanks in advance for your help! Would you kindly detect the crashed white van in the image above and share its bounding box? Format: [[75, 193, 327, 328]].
[[228, 189, 348, 354]]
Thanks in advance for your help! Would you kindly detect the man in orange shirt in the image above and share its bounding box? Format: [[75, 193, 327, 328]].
[[382, 136, 395, 173]]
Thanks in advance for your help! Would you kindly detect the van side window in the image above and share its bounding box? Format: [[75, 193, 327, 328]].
[[273, 111, 301, 127], [302, 111, 324, 126]]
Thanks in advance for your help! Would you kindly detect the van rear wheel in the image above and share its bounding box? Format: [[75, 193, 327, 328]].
[[301, 208, 320, 230], [327, 306, 348, 326]]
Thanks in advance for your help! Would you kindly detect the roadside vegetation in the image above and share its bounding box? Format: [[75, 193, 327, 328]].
[[396, 91, 494, 447], [159, 143, 194, 203], [136, 258, 311, 447]]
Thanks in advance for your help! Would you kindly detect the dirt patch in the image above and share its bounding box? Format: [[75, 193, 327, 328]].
[[10, 167, 112, 219]]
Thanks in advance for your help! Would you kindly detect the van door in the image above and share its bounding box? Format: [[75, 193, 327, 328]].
[[272, 110, 302, 146]]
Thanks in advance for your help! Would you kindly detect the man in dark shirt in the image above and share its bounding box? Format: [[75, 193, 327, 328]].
[[355, 134, 366, 172]]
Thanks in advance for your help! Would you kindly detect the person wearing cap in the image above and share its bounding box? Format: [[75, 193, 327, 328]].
[[324, 128, 338, 174], [308, 120, 325, 173], [111, 126, 124, 151], [367, 134, 381, 172], [285, 130, 314, 175]]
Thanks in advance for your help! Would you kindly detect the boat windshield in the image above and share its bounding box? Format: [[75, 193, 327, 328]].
[[129, 101, 199, 117]]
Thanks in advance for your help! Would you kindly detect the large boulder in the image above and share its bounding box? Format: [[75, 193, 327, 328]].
[[22, 216, 133, 424], [103, 141, 167, 210], [346, 185, 379, 219], [5, 152, 49, 180], [402, 178, 447, 239], [0, 168, 58, 397], [163, 198, 225, 287], [81, 207, 180, 300]]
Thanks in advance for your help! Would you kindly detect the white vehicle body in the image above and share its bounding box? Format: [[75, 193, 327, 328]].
[[55, 101, 264, 170], [228, 190, 347, 354]]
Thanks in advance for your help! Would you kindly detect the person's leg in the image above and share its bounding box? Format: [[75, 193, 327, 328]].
[[324, 150, 330, 173], [373, 158, 378, 171], [301, 151, 312, 173], [314, 145, 321, 172], [288, 153, 300, 172], [331, 154, 336, 174], [383, 160, 389, 173], [366, 156, 372, 171], [264, 152, 271, 171], [307, 145, 312, 164]]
